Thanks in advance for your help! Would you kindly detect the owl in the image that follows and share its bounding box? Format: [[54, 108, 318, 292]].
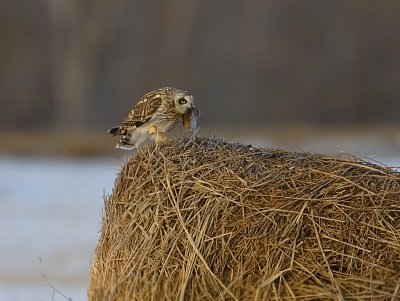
[[108, 87, 200, 150]]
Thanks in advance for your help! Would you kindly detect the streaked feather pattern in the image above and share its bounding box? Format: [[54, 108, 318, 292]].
[[108, 87, 199, 150]]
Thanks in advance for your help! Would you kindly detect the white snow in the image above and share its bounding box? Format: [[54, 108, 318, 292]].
[[0, 156, 120, 301]]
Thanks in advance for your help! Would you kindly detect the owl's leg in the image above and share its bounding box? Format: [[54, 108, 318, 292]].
[[148, 126, 157, 136], [149, 126, 168, 143], [156, 133, 168, 143]]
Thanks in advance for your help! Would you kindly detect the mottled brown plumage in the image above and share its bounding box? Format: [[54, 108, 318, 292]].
[[108, 87, 199, 150]]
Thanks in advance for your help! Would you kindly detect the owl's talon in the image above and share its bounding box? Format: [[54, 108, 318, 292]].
[[149, 126, 168, 143], [157, 134, 168, 143], [148, 126, 157, 135]]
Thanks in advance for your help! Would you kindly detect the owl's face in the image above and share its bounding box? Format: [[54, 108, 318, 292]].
[[172, 92, 193, 115]]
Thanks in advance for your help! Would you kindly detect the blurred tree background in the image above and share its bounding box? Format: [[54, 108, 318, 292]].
[[0, 0, 399, 131]]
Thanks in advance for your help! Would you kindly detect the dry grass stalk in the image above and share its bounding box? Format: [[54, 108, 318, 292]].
[[89, 137, 400, 300]]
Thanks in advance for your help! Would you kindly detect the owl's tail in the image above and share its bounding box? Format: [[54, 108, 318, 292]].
[[108, 126, 141, 150], [107, 126, 120, 136], [116, 141, 135, 150]]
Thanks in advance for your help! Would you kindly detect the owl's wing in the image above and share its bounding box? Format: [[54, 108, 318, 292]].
[[122, 96, 162, 127], [108, 94, 163, 136]]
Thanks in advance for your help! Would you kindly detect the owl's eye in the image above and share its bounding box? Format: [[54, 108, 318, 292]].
[[178, 98, 187, 105]]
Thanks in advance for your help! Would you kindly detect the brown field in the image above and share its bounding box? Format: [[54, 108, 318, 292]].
[[1, 124, 399, 157]]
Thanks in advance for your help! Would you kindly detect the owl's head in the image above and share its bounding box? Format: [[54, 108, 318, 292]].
[[172, 90, 194, 115]]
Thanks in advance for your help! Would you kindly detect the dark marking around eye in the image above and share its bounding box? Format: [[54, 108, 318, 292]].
[[178, 98, 187, 105]]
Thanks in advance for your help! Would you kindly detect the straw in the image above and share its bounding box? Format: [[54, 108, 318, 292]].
[[89, 136, 400, 300]]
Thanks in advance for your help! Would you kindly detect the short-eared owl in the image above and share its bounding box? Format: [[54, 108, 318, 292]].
[[108, 87, 199, 150]]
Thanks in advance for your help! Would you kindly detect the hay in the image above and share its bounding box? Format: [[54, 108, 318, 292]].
[[89, 137, 400, 301]]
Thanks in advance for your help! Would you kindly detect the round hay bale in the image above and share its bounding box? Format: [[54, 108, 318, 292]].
[[89, 137, 400, 301]]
